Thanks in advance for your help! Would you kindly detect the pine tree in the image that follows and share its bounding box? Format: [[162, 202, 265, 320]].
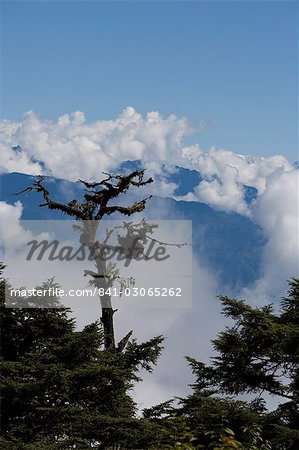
[[0, 264, 163, 448], [143, 279, 299, 449], [179, 279, 299, 449]]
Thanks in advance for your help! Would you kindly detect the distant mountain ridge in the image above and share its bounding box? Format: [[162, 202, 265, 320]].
[[0, 169, 265, 291]]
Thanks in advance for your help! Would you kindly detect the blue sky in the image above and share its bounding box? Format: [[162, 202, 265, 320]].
[[1, 0, 297, 160]]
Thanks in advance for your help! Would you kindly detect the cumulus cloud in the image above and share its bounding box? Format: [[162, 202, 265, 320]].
[[0, 108, 294, 215], [0, 201, 50, 258], [0, 108, 190, 181], [0, 118, 43, 175], [240, 169, 299, 304], [0, 201, 26, 251], [176, 148, 293, 215], [132, 258, 221, 411]]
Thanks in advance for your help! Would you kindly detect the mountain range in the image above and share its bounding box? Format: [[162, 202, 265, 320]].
[[0, 166, 265, 291]]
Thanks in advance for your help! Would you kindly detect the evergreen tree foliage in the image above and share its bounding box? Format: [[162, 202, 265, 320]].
[[0, 264, 163, 449], [147, 279, 299, 449]]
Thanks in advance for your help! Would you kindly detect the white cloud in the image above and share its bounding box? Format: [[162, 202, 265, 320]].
[[176, 148, 293, 215], [75, 255, 222, 411], [184, 165, 248, 215], [240, 169, 299, 304], [0, 117, 43, 175], [0, 201, 49, 261], [0, 201, 27, 250], [0, 108, 190, 182], [0, 108, 293, 215]]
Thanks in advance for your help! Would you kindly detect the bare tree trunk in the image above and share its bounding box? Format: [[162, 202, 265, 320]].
[[100, 293, 116, 351], [94, 245, 116, 351], [81, 227, 117, 351]]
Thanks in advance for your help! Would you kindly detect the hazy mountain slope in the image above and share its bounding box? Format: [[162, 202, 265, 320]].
[[0, 171, 265, 289]]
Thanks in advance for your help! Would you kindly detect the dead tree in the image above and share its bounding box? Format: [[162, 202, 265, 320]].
[[16, 170, 153, 351]]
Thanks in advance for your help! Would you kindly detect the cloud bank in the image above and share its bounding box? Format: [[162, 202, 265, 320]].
[[241, 169, 299, 304], [1, 107, 297, 301], [0, 107, 298, 410], [0, 108, 294, 215]]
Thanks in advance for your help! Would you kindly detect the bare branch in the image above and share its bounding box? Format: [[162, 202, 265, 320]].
[[79, 170, 153, 201], [117, 330, 133, 353], [145, 235, 189, 248], [15, 176, 89, 220], [99, 196, 152, 218]]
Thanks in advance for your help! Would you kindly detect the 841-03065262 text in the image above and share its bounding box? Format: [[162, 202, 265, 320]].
[[97, 287, 182, 297]]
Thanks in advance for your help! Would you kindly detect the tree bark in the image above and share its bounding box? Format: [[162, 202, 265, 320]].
[[100, 292, 116, 351]]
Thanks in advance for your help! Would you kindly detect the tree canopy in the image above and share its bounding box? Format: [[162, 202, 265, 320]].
[[146, 279, 299, 450], [0, 265, 164, 449]]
